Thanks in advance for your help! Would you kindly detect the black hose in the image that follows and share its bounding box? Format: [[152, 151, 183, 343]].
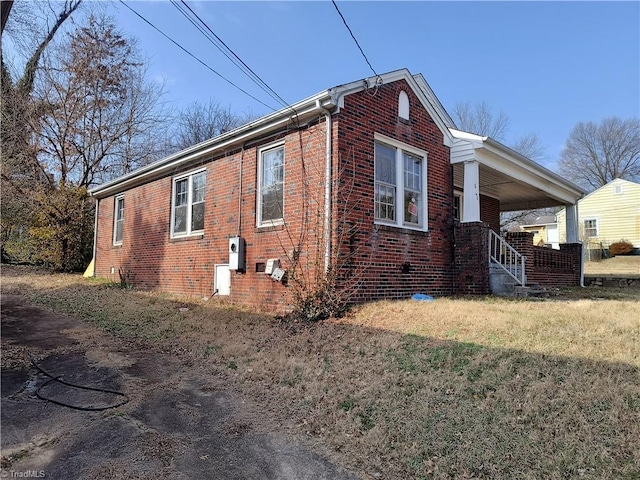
[[30, 356, 129, 411]]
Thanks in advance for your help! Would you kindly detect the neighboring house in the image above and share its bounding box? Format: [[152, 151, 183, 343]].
[[89, 69, 585, 311], [557, 178, 640, 254], [521, 215, 560, 249]]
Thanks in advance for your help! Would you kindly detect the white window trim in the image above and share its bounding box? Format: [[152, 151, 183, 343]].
[[453, 190, 463, 222], [374, 133, 428, 232], [583, 217, 599, 238], [257, 141, 285, 227], [170, 167, 206, 238], [113, 194, 125, 246]]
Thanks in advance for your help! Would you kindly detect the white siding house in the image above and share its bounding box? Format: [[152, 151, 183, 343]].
[[557, 179, 640, 252]]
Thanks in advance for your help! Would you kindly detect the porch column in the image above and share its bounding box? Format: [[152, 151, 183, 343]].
[[565, 204, 579, 243], [462, 160, 481, 223]]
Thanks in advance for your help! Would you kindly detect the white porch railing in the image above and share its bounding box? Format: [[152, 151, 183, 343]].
[[488, 230, 526, 286]]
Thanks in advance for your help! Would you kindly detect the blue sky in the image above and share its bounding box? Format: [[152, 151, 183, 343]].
[[109, 1, 638, 169]]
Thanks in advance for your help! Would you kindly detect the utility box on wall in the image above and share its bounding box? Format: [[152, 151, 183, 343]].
[[265, 258, 280, 275], [229, 237, 245, 271]]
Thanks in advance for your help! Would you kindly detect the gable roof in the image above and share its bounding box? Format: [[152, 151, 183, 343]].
[[330, 69, 457, 139], [89, 68, 454, 199], [579, 178, 640, 202], [521, 215, 557, 228], [556, 178, 640, 215]]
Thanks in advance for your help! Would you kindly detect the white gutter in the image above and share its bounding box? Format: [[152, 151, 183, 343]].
[[316, 99, 333, 274], [90, 68, 462, 201], [89, 91, 335, 199]]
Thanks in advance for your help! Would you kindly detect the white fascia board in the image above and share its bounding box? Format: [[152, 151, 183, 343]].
[[449, 128, 487, 146], [449, 129, 584, 203], [89, 91, 335, 198], [476, 146, 584, 205], [412, 74, 457, 129], [482, 139, 585, 199]]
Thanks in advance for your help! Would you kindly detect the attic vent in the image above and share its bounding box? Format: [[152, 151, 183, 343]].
[[398, 90, 410, 120], [614, 185, 623, 194]]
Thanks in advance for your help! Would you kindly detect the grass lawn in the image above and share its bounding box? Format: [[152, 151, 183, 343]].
[[2, 266, 639, 479], [584, 255, 640, 276]]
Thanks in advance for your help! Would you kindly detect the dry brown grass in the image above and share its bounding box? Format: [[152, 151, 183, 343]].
[[2, 265, 639, 479], [585, 255, 640, 276]]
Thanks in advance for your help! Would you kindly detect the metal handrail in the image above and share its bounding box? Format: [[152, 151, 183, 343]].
[[488, 230, 526, 286]]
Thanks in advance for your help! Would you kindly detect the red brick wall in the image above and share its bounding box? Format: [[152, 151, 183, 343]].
[[530, 243, 582, 287], [95, 123, 329, 312], [480, 195, 501, 232], [95, 78, 460, 309], [504, 233, 581, 288], [332, 80, 455, 301], [454, 222, 491, 295]]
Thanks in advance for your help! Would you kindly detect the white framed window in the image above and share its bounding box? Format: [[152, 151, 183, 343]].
[[113, 195, 125, 246], [171, 169, 206, 237], [583, 218, 598, 238], [257, 142, 285, 226], [453, 191, 463, 222], [374, 134, 428, 230], [614, 184, 623, 194]]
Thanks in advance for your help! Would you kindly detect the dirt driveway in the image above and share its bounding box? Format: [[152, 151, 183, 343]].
[[1, 294, 357, 479]]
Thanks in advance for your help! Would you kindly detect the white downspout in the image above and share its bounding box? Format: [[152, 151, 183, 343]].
[[316, 99, 332, 274], [578, 205, 585, 288]]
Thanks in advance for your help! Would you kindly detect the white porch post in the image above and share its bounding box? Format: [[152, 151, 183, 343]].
[[565, 203, 579, 243], [462, 160, 481, 223]]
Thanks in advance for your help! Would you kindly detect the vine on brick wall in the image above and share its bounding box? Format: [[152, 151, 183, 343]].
[[277, 123, 372, 321]]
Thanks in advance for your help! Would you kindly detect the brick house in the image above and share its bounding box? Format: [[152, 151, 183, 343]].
[[89, 69, 585, 311]]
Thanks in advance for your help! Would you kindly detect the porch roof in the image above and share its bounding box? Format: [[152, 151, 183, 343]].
[[449, 129, 585, 211]]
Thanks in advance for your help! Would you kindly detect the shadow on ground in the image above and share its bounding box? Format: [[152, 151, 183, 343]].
[[1, 295, 357, 480]]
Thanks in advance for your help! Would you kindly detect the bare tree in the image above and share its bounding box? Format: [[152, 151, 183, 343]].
[[510, 132, 547, 164], [453, 100, 511, 142], [558, 117, 640, 190], [1, 0, 82, 174], [453, 100, 547, 163], [500, 207, 559, 234], [1, 1, 14, 34], [453, 101, 553, 230], [3, 11, 167, 270], [172, 99, 252, 150], [35, 14, 167, 186], [1, 0, 82, 264]]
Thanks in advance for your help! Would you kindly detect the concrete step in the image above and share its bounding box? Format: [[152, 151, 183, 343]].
[[514, 284, 551, 298]]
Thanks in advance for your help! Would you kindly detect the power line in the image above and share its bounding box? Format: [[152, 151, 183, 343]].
[[331, 0, 378, 78], [174, 0, 292, 113], [118, 0, 278, 111]]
